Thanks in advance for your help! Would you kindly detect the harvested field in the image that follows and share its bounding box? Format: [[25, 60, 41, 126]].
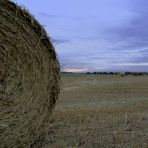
[[0, 0, 60, 147], [44, 74, 148, 148]]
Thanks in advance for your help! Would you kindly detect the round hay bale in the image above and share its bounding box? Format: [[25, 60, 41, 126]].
[[0, 0, 60, 147]]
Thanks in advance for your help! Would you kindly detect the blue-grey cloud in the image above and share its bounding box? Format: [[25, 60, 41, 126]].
[[12, 0, 148, 72], [54, 39, 71, 45], [106, 0, 148, 45], [39, 13, 56, 18]]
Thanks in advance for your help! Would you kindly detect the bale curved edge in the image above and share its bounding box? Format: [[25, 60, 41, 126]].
[[0, 0, 60, 147]]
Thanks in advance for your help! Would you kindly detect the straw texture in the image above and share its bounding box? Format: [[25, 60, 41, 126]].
[[0, 0, 60, 147]]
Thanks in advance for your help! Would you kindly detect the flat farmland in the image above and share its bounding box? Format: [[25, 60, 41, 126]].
[[45, 74, 148, 148]]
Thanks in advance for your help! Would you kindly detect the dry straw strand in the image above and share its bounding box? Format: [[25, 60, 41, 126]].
[[0, 0, 60, 147]]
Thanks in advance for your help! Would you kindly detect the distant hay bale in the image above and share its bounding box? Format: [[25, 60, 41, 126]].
[[0, 0, 60, 147], [118, 72, 126, 77]]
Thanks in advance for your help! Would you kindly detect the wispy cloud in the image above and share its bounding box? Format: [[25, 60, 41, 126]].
[[114, 63, 148, 66], [54, 39, 71, 45], [39, 12, 56, 18], [12, 0, 148, 72], [62, 68, 88, 73]]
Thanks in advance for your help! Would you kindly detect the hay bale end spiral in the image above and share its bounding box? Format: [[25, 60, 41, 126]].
[[0, 0, 60, 147]]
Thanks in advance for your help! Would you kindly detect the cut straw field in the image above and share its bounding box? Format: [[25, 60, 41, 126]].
[[44, 74, 148, 148]]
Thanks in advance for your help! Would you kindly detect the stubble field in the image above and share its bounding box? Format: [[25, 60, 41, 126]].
[[44, 74, 148, 148]]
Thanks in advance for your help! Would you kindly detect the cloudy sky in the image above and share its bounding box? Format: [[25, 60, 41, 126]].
[[12, 0, 148, 72]]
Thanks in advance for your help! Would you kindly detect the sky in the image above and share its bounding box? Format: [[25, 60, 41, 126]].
[[12, 0, 148, 72]]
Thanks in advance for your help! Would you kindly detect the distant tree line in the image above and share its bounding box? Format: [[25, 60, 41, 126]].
[[62, 72, 148, 76], [86, 72, 148, 76]]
